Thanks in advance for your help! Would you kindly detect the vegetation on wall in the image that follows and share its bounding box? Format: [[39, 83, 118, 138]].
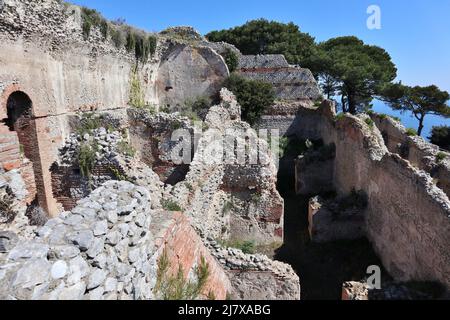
[[154, 249, 210, 300], [129, 67, 146, 108], [436, 152, 447, 163], [406, 128, 418, 137], [162, 199, 183, 212], [180, 96, 212, 122], [77, 113, 102, 136], [223, 74, 275, 125], [218, 239, 256, 255], [80, 7, 157, 63], [81, 7, 107, 41], [78, 142, 98, 179], [222, 48, 239, 73]]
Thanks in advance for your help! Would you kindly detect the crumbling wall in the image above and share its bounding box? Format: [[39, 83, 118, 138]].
[[305, 102, 450, 288], [0, 0, 229, 216], [170, 89, 284, 246], [0, 181, 233, 300], [308, 196, 365, 243], [127, 109, 194, 185], [238, 54, 322, 101], [371, 114, 450, 197], [204, 239, 300, 300]]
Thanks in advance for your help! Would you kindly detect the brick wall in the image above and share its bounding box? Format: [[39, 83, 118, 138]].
[[151, 211, 233, 300]]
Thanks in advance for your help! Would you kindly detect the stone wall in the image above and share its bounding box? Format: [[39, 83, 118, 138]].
[[0, 0, 228, 216], [238, 54, 321, 101], [0, 181, 234, 300], [308, 196, 365, 243], [294, 102, 450, 289], [371, 114, 450, 197], [170, 89, 284, 246]]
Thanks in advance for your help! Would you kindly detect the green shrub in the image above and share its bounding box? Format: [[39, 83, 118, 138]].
[[436, 152, 447, 163], [110, 28, 125, 48], [335, 113, 346, 121], [77, 113, 102, 136], [80, 7, 104, 40], [223, 74, 275, 125], [222, 200, 236, 214], [155, 250, 210, 300], [406, 128, 418, 136], [222, 48, 239, 73], [162, 199, 183, 212], [185, 183, 193, 192], [126, 29, 157, 63], [171, 121, 183, 131], [78, 142, 98, 179], [108, 165, 129, 182], [365, 118, 375, 129], [187, 96, 211, 114], [219, 239, 256, 254]]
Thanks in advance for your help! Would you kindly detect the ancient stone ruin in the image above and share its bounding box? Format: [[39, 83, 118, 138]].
[[0, 0, 449, 301]]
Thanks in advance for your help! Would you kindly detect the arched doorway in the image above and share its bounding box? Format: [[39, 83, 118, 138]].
[[3, 91, 47, 223]]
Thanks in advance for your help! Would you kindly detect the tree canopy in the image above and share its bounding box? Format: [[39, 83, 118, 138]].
[[429, 126, 450, 151], [223, 74, 275, 125], [314, 36, 397, 114], [381, 83, 450, 136], [206, 19, 318, 72]]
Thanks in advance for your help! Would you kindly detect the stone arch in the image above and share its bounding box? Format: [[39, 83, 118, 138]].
[[1, 88, 48, 218]]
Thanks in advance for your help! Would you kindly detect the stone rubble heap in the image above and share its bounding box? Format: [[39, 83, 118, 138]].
[[0, 169, 36, 241], [0, 181, 158, 300], [58, 128, 123, 166], [205, 238, 297, 278]]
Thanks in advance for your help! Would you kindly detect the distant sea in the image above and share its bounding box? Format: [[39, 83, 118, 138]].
[[371, 100, 450, 141]]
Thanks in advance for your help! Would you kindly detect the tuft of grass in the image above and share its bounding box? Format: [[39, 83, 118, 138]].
[[108, 165, 129, 182], [365, 118, 375, 129], [162, 199, 183, 212], [81, 7, 105, 40], [77, 113, 102, 137], [185, 183, 193, 192], [155, 249, 210, 300], [406, 128, 418, 137], [436, 152, 447, 163], [335, 113, 346, 122], [251, 192, 262, 203], [222, 200, 236, 214], [78, 142, 98, 179], [218, 239, 256, 254]]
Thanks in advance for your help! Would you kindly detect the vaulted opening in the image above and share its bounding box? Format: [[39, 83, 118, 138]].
[[4, 91, 47, 223]]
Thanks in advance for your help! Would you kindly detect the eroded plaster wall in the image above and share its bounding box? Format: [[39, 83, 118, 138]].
[[0, 0, 228, 215]]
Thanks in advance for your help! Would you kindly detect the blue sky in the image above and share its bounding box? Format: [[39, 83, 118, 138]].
[[71, 0, 450, 137]]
